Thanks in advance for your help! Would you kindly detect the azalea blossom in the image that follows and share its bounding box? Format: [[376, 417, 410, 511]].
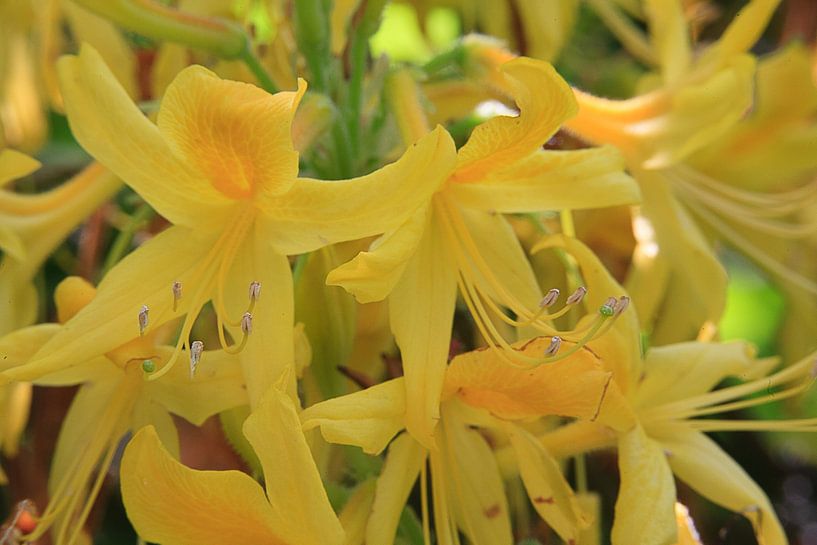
[[2, 44, 457, 407], [328, 55, 640, 447], [0, 276, 248, 545]]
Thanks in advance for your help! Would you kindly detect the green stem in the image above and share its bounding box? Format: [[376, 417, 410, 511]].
[[101, 204, 155, 276], [240, 48, 279, 94]]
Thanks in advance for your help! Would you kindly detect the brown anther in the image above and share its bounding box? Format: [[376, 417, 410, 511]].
[[614, 295, 630, 315], [566, 286, 587, 305], [539, 288, 560, 308], [545, 336, 562, 357], [172, 281, 182, 303], [138, 305, 149, 335], [248, 281, 261, 302], [241, 312, 253, 335], [189, 340, 204, 378]]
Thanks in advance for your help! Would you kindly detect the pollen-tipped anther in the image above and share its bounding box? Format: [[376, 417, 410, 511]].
[[172, 281, 182, 311], [539, 288, 560, 308], [241, 312, 253, 335], [248, 281, 261, 302], [138, 305, 149, 335], [545, 336, 562, 357], [189, 340, 204, 379], [566, 286, 587, 305], [614, 296, 630, 316]]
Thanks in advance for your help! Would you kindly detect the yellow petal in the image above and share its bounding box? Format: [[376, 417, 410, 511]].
[[531, 235, 642, 395], [611, 425, 677, 545], [147, 346, 248, 426], [131, 395, 181, 459], [57, 44, 232, 228], [121, 426, 287, 545], [505, 423, 588, 543], [441, 413, 513, 545], [0, 324, 62, 373], [0, 148, 40, 187], [301, 378, 407, 455], [569, 55, 755, 169], [389, 212, 459, 448], [63, 1, 138, 99], [634, 341, 773, 409], [365, 433, 427, 545], [50, 377, 122, 493], [644, 0, 690, 85], [339, 480, 376, 545], [454, 58, 578, 183], [458, 207, 542, 310], [636, 170, 728, 343], [652, 424, 786, 545], [674, 503, 704, 545], [451, 145, 640, 213], [223, 223, 295, 405], [699, 0, 779, 69], [0, 224, 25, 261], [158, 66, 305, 200], [515, 0, 579, 62], [243, 386, 345, 545], [2, 226, 214, 384], [443, 337, 613, 421], [327, 206, 430, 304], [262, 126, 456, 255], [0, 382, 31, 458]]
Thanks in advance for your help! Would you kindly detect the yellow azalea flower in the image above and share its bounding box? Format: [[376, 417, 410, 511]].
[[566, 0, 791, 343], [2, 44, 456, 407], [0, 276, 248, 545], [302, 336, 633, 545], [120, 385, 344, 545], [517, 234, 817, 545], [327, 56, 640, 447], [0, 149, 119, 480]]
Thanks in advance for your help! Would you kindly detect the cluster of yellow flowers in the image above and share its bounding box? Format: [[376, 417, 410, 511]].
[[1, 0, 817, 544]]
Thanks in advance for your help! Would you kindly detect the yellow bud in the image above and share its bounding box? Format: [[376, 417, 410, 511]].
[[55, 276, 96, 323]]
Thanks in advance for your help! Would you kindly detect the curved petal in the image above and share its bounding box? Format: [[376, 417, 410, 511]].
[[0, 324, 61, 373], [147, 346, 248, 426], [453, 58, 578, 182], [131, 396, 180, 459], [57, 44, 232, 228], [451, 146, 640, 213], [326, 205, 429, 304], [442, 414, 512, 545], [0, 148, 40, 187], [339, 480, 376, 545], [63, 1, 138, 99], [611, 425, 677, 545], [644, 0, 690, 85], [50, 377, 123, 493], [634, 341, 774, 409], [224, 221, 294, 405], [505, 423, 588, 543], [652, 424, 786, 545], [366, 433, 427, 545], [442, 337, 614, 421], [699, 0, 779, 69], [262, 126, 456, 255], [158, 67, 306, 200], [301, 379, 407, 455], [243, 386, 344, 545], [636, 170, 728, 343], [389, 211, 459, 448], [2, 226, 215, 384], [121, 426, 287, 545]]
